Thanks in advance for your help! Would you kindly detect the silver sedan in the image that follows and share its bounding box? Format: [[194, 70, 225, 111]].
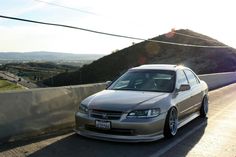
[[75, 64, 208, 142]]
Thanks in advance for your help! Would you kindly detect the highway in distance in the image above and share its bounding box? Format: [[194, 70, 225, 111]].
[[1, 83, 236, 157]]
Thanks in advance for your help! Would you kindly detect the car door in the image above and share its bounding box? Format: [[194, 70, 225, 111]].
[[174, 69, 192, 120], [184, 69, 203, 114]]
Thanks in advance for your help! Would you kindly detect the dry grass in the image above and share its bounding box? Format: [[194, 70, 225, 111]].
[[0, 79, 23, 92]]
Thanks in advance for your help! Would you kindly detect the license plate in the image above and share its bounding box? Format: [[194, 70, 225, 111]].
[[95, 120, 111, 130]]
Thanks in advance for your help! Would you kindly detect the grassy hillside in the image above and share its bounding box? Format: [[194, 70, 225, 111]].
[[0, 79, 23, 92], [44, 29, 236, 87]]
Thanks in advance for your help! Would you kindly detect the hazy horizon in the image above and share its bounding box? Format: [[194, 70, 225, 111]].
[[0, 51, 106, 55]]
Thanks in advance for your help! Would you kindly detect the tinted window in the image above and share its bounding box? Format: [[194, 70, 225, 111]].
[[184, 70, 199, 87], [176, 70, 188, 89], [108, 70, 176, 92]]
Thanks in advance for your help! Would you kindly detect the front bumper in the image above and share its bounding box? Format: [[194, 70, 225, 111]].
[[75, 112, 167, 142]]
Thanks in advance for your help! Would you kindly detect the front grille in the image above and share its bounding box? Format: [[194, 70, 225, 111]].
[[85, 125, 134, 136], [90, 109, 122, 120]]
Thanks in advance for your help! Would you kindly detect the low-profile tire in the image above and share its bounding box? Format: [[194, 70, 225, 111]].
[[164, 107, 178, 138], [200, 96, 208, 118]]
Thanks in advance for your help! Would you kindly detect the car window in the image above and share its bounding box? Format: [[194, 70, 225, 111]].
[[108, 70, 176, 92], [114, 80, 130, 89], [176, 70, 189, 89], [184, 70, 199, 87]]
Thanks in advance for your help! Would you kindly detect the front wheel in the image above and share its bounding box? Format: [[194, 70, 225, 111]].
[[200, 96, 208, 118], [164, 107, 178, 138]]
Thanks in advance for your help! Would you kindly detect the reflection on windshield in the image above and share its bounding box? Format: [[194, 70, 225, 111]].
[[108, 70, 176, 92]]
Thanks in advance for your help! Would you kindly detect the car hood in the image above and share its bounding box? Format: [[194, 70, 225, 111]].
[[82, 90, 169, 112]]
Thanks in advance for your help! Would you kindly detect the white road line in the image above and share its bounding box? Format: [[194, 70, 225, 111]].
[[149, 99, 236, 157], [149, 121, 207, 157]]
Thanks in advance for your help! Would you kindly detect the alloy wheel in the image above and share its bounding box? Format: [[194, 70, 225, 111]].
[[169, 108, 178, 136], [204, 97, 208, 115]]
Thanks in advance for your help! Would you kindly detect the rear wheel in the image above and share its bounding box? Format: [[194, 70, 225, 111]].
[[164, 107, 178, 138], [200, 96, 208, 117]]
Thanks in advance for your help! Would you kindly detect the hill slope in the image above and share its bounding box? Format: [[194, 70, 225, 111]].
[[44, 29, 236, 87]]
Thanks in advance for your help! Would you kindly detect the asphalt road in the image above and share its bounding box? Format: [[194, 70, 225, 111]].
[[1, 84, 236, 157], [0, 71, 38, 89]]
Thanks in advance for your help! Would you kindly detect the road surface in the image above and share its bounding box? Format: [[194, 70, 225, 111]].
[[1, 83, 236, 157], [0, 71, 38, 89]]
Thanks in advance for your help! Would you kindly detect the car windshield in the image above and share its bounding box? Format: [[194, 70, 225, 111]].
[[108, 70, 176, 92]]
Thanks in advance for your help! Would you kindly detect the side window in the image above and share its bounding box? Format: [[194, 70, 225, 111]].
[[184, 70, 199, 87], [176, 70, 188, 89]]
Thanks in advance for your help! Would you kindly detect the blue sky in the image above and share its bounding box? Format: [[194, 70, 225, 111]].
[[0, 0, 236, 54]]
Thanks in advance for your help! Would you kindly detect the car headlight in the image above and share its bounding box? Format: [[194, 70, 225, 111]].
[[127, 108, 161, 118], [78, 104, 89, 114]]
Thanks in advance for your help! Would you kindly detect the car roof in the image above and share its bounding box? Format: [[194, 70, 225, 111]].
[[131, 64, 187, 71]]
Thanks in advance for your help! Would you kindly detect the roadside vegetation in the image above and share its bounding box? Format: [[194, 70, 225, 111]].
[[0, 79, 23, 92], [1, 62, 78, 83]]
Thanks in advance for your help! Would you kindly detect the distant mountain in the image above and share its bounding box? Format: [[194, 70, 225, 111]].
[[43, 29, 236, 87], [0, 52, 104, 61]]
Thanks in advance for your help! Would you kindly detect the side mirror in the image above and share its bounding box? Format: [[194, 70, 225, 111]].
[[105, 81, 112, 88], [177, 84, 190, 92]]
